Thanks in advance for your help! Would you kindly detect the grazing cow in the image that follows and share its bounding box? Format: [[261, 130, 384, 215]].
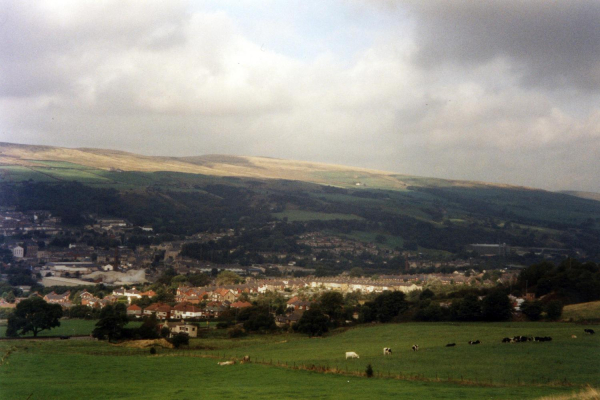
[[446, 343, 456, 347], [242, 355, 251, 362], [383, 347, 392, 356], [59, 335, 71, 340], [584, 329, 595, 335], [412, 345, 419, 351], [502, 337, 511, 343], [571, 335, 577, 339], [346, 351, 360, 359], [468, 340, 481, 345], [218, 361, 235, 366]]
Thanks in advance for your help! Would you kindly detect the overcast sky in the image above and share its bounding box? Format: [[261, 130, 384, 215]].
[[1, 1, 599, 192]]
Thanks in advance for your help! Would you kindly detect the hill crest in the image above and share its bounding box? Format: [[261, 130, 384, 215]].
[[0, 141, 532, 191]]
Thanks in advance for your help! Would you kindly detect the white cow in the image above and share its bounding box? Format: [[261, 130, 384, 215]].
[[345, 351, 360, 359], [383, 347, 392, 356]]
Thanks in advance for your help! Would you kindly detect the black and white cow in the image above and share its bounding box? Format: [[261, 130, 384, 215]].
[[412, 344, 419, 351], [383, 347, 392, 356], [468, 340, 481, 345], [584, 329, 595, 335], [501, 337, 511, 343]]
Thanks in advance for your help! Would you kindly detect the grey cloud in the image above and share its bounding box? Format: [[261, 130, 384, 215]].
[[1, 1, 600, 193], [400, 0, 600, 90]]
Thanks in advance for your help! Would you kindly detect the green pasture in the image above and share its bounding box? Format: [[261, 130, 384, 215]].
[[195, 322, 600, 387], [0, 319, 142, 338], [273, 210, 364, 222], [0, 338, 577, 400], [0, 166, 56, 182], [336, 231, 404, 250]]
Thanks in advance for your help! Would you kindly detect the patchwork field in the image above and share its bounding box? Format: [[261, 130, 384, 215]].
[[1, 322, 598, 399]]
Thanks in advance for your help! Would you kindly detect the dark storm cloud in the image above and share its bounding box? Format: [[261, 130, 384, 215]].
[[403, 0, 600, 90]]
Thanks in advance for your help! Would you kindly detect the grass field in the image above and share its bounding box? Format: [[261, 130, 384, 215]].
[[0, 319, 142, 338], [196, 322, 600, 387], [563, 301, 600, 322], [272, 210, 364, 222], [1, 322, 597, 399]]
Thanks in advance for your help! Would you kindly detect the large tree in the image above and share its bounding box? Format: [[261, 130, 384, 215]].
[[92, 304, 129, 342], [481, 290, 513, 321], [6, 297, 63, 337], [318, 291, 344, 322], [294, 308, 329, 337], [216, 271, 243, 286]]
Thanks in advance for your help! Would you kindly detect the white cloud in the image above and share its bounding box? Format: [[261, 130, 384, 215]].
[[0, 0, 599, 192]]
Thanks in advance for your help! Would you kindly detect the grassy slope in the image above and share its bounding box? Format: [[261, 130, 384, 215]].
[[563, 301, 600, 321], [0, 339, 578, 400], [196, 322, 600, 387]]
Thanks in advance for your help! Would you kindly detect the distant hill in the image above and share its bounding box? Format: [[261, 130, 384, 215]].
[[0, 141, 519, 191], [1, 141, 600, 260], [560, 191, 600, 202]]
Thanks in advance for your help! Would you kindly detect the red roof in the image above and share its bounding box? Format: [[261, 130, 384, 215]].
[[231, 301, 252, 309]]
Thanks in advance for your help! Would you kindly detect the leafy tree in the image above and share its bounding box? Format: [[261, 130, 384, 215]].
[[294, 308, 329, 337], [368, 291, 408, 323], [170, 332, 189, 348], [451, 294, 482, 322], [521, 301, 543, 321], [157, 267, 176, 286], [481, 290, 512, 321], [187, 273, 211, 287], [216, 271, 243, 286], [68, 305, 97, 319], [414, 302, 445, 322], [419, 288, 435, 300], [3, 291, 16, 303], [349, 267, 364, 278], [92, 304, 128, 342], [137, 315, 159, 339], [242, 307, 276, 332], [545, 300, 564, 321], [6, 297, 62, 337], [160, 326, 170, 338], [318, 291, 344, 322]]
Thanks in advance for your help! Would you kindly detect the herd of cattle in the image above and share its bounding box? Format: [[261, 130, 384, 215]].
[[344, 329, 595, 359]]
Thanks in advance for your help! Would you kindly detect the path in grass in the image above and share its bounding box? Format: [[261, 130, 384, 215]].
[[0, 340, 576, 400]]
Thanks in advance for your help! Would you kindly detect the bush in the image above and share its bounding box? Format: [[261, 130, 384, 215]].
[[545, 300, 564, 321], [521, 301, 543, 321], [150, 347, 156, 355], [170, 332, 189, 348], [160, 327, 170, 338], [227, 327, 247, 338], [366, 364, 374, 378], [216, 321, 231, 329]]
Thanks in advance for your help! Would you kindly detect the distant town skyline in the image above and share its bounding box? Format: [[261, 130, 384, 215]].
[[1, 1, 599, 193]]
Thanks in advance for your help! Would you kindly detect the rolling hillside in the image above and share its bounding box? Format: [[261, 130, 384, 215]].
[[0, 142, 518, 190], [1, 142, 600, 260]]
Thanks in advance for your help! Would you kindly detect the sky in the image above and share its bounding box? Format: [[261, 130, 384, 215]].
[[1, 0, 599, 192]]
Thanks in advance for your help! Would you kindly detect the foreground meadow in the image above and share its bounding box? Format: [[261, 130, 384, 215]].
[[0, 322, 598, 399]]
